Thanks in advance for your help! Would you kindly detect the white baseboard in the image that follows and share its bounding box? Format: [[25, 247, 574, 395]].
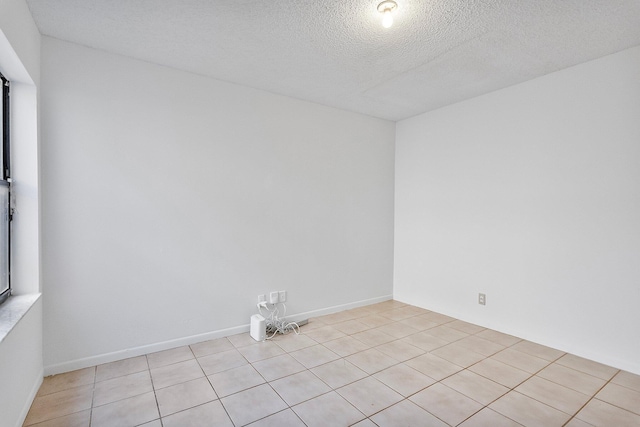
[[43, 295, 392, 376], [43, 324, 249, 376], [286, 294, 393, 323]]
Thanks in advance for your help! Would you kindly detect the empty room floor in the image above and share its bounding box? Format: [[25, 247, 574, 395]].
[[24, 301, 640, 427]]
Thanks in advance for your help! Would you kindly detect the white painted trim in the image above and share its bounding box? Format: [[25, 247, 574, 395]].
[[286, 295, 393, 323], [43, 324, 248, 376], [15, 368, 43, 427], [43, 295, 392, 376]]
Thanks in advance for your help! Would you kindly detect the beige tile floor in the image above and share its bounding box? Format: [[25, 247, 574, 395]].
[[24, 300, 640, 427]]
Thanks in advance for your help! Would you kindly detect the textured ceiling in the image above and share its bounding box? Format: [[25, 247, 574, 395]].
[[25, 0, 640, 121]]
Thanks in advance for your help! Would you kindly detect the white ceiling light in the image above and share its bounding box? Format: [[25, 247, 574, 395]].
[[377, 1, 398, 28]]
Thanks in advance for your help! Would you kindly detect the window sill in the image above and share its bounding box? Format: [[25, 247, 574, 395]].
[[0, 293, 41, 345]]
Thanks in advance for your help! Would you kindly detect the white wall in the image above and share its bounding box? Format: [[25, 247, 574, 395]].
[[395, 45, 640, 374], [0, 1, 42, 426], [40, 37, 395, 373], [0, 298, 42, 427]]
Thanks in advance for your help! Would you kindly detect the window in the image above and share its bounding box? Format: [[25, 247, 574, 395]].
[[0, 72, 10, 305]]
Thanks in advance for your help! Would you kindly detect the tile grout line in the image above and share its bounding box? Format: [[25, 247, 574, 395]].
[[222, 311, 407, 425], [411, 324, 568, 426], [406, 315, 540, 426], [333, 313, 548, 427], [27, 302, 637, 427], [223, 310, 497, 425], [89, 365, 97, 427], [145, 353, 165, 427], [560, 369, 621, 427], [191, 342, 238, 426], [300, 314, 458, 426]]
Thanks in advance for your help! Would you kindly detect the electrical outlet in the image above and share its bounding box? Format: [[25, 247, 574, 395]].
[[258, 294, 266, 303], [279, 290, 286, 302], [478, 293, 486, 305], [269, 291, 279, 304]]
